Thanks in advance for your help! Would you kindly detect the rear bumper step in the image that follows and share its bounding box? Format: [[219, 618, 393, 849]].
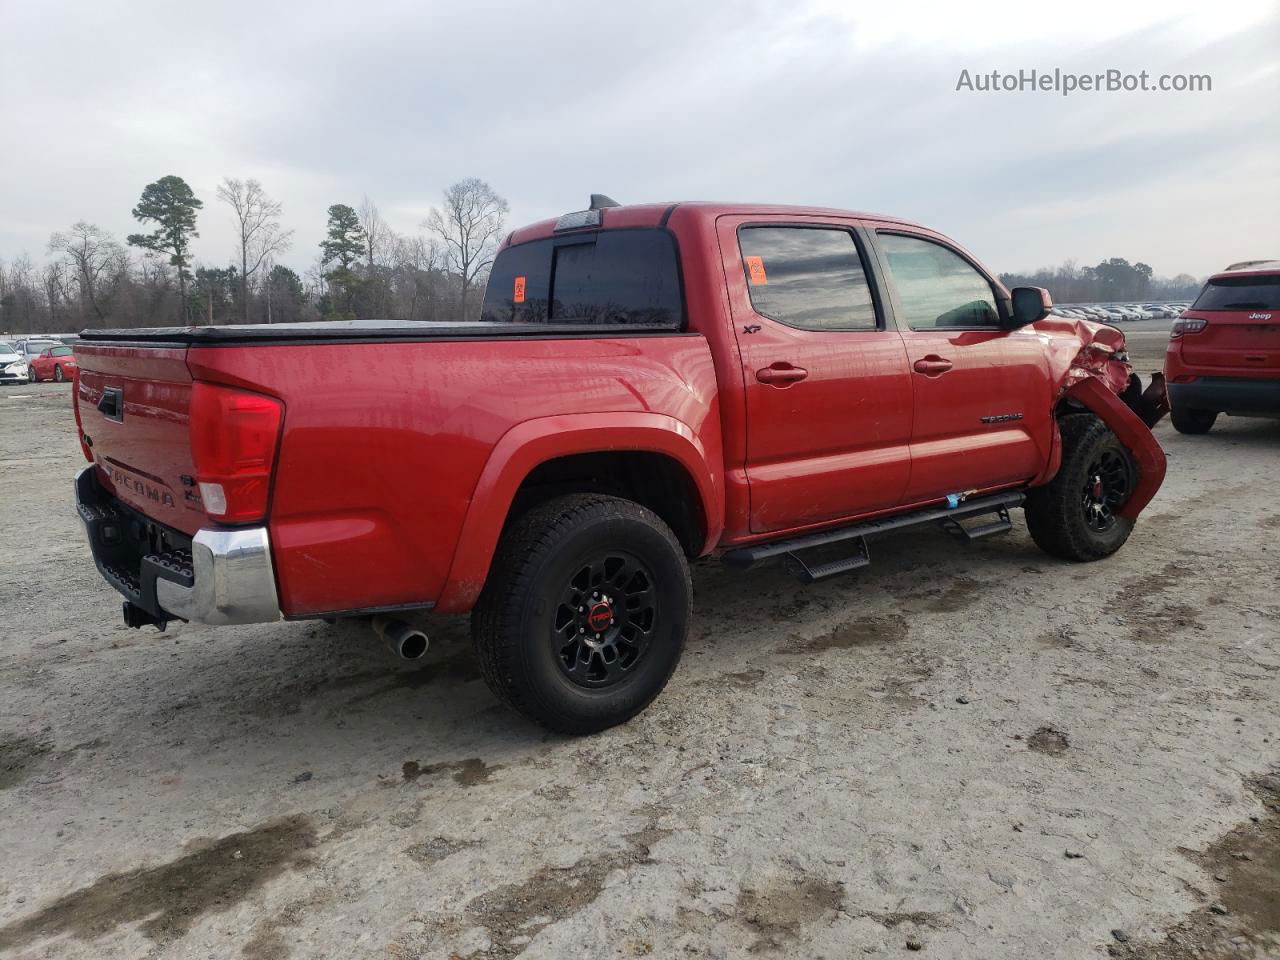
[[75, 467, 282, 626], [722, 491, 1025, 581]]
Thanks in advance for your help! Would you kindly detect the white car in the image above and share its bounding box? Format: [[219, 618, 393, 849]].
[[0, 340, 29, 383], [17, 338, 62, 363]]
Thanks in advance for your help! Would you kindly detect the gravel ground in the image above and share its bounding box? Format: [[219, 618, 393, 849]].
[[1, 341, 1277, 960]]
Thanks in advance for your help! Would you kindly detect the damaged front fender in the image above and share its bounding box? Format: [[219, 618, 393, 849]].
[[1034, 316, 1169, 519], [1064, 376, 1167, 520], [1039, 316, 1170, 428]]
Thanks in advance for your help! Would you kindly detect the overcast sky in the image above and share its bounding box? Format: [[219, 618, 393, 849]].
[[2, 0, 1276, 279]]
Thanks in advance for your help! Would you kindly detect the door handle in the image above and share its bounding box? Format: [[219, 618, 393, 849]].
[[756, 363, 809, 386], [913, 356, 953, 376]]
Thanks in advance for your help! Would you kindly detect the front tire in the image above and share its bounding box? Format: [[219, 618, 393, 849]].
[[472, 494, 691, 735], [1170, 404, 1216, 434], [54, 365, 64, 382], [1025, 414, 1137, 561]]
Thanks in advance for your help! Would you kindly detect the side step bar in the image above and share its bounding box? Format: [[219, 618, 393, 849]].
[[722, 491, 1025, 582]]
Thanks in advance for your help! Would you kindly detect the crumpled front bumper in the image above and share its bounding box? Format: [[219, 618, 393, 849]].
[[75, 466, 281, 626]]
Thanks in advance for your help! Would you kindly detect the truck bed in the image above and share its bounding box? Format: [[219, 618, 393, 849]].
[[73, 326, 720, 619]]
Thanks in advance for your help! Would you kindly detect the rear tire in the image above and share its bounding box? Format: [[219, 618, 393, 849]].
[[27, 366, 37, 383], [472, 494, 691, 735], [1025, 414, 1136, 562], [1170, 404, 1216, 434]]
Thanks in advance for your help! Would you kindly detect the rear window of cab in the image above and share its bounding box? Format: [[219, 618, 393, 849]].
[[1192, 275, 1280, 311], [481, 229, 683, 328]]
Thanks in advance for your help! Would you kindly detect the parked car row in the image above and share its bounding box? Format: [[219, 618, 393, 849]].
[[1054, 302, 1191, 323], [0, 336, 80, 384]]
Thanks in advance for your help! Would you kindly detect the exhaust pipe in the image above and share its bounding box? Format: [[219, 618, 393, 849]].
[[372, 615, 429, 660]]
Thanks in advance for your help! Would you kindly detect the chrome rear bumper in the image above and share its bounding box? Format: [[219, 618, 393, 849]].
[[75, 466, 281, 625]]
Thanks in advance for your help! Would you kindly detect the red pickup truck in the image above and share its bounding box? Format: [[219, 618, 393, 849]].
[[72, 198, 1168, 734]]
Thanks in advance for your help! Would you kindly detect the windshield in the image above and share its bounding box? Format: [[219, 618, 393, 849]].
[[25, 341, 58, 354], [1193, 275, 1280, 310], [0, 341, 16, 354]]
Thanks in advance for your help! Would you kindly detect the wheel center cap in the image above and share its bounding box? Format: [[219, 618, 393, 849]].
[[586, 601, 613, 633], [1091, 476, 1104, 500]]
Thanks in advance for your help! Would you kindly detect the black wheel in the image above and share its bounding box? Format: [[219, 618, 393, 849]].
[[1170, 404, 1216, 434], [27, 366, 37, 383], [1025, 414, 1137, 561], [54, 365, 64, 382], [472, 494, 691, 735]]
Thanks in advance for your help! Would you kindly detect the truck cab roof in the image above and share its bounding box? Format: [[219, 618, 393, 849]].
[[505, 200, 926, 248]]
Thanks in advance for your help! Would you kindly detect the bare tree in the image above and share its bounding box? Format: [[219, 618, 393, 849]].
[[426, 178, 508, 320], [48, 222, 124, 325], [359, 196, 391, 270], [358, 197, 394, 316], [393, 233, 442, 321], [42, 262, 70, 328], [217, 178, 293, 323]]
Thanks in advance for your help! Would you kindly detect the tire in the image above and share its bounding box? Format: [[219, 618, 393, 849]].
[[1025, 414, 1137, 562], [472, 494, 691, 735], [54, 365, 64, 383], [1170, 404, 1216, 435], [27, 366, 37, 383]]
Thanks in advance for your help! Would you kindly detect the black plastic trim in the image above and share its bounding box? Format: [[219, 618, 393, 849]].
[[283, 600, 437, 622], [76, 468, 194, 620], [78, 326, 703, 348]]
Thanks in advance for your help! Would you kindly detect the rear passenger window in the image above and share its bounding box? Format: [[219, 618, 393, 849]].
[[480, 229, 682, 328], [738, 227, 877, 331], [877, 233, 999, 329]]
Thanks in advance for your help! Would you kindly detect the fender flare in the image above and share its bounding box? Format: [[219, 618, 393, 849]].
[[433, 412, 723, 613], [1065, 377, 1167, 520]]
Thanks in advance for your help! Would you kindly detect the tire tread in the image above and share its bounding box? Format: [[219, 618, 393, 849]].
[[472, 493, 689, 734], [1025, 414, 1135, 562]]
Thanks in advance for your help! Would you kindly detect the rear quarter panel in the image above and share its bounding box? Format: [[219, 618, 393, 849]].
[[187, 335, 722, 618]]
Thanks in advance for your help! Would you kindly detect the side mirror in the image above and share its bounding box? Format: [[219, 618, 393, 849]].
[[1009, 286, 1052, 327]]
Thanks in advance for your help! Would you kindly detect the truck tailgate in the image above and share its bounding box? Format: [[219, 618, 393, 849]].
[[75, 343, 207, 535]]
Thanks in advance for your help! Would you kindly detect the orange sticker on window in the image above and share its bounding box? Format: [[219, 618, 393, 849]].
[[745, 256, 767, 285], [513, 276, 526, 303]]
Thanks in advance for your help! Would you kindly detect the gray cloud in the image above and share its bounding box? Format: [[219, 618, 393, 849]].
[[1, 0, 1275, 278]]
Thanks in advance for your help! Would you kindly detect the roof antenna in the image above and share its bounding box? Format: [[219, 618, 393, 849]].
[[589, 194, 620, 210]]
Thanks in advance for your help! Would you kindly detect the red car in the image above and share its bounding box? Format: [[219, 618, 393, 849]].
[[71, 198, 1168, 733], [29, 344, 78, 383], [1165, 260, 1280, 433]]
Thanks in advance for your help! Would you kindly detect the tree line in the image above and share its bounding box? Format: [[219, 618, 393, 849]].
[[998, 257, 1202, 304], [2, 181, 1206, 334], [0, 174, 508, 334]]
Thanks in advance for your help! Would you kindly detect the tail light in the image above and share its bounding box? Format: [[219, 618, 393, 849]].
[[1171, 318, 1207, 338], [189, 382, 284, 524]]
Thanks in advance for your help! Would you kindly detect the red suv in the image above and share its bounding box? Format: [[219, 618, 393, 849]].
[[1165, 261, 1280, 433]]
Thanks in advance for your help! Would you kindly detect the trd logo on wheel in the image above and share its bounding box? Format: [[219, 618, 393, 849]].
[[587, 602, 613, 632]]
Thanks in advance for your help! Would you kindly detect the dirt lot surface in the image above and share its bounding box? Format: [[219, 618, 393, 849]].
[[1, 336, 1278, 959]]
